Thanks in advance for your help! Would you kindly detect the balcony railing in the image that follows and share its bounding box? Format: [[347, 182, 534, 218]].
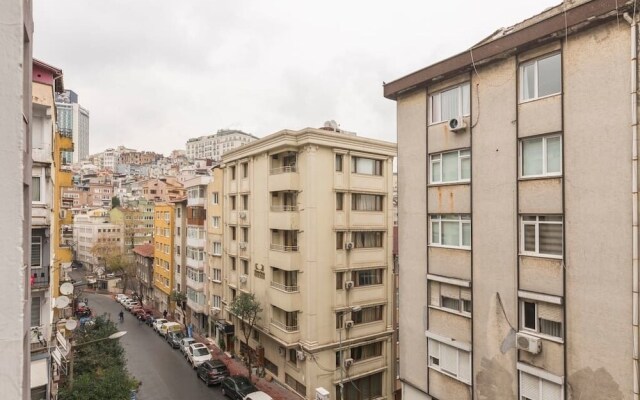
[[31, 270, 50, 289], [30, 326, 48, 352], [270, 205, 298, 212], [270, 281, 299, 292], [270, 244, 299, 252], [270, 319, 298, 332], [270, 166, 297, 175]]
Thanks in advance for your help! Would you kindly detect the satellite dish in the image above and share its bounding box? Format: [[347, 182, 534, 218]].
[[60, 282, 74, 295], [54, 296, 70, 309], [65, 319, 78, 331]]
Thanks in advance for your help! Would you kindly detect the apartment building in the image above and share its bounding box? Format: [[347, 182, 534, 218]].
[[385, 1, 639, 399], [55, 89, 89, 163], [134, 244, 155, 305], [186, 129, 258, 161], [219, 128, 396, 400], [140, 177, 184, 202], [153, 203, 174, 313], [73, 209, 124, 272], [207, 167, 224, 338], [109, 200, 154, 255], [184, 176, 211, 334], [172, 197, 188, 324]]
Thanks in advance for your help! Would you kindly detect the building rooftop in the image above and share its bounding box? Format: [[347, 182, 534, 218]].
[[133, 244, 155, 258]]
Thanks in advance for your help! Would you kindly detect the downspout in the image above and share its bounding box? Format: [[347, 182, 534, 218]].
[[624, 11, 640, 400]]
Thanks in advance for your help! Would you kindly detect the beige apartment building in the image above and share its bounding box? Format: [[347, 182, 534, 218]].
[[207, 167, 224, 338], [219, 128, 396, 399], [385, 1, 640, 399]]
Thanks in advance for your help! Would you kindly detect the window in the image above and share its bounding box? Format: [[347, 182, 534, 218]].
[[428, 338, 471, 384], [520, 53, 561, 102], [352, 231, 383, 248], [230, 226, 236, 241], [521, 215, 563, 257], [288, 348, 298, 365], [212, 268, 222, 282], [230, 256, 236, 271], [336, 232, 344, 250], [31, 236, 42, 268], [212, 295, 221, 308], [351, 305, 384, 325], [31, 296, 41, 327], [351, 342, 382, 361], [336, 271, 344, 290], [352, 194, 383, 211], [336, 372, 382, 400], [285, 374, 306, 397], [352, 157, 383, 176], [521, 135, 562, 177], [521, 300, 563, 338], [230, 196, 236, 210], [230, 166, 236, 180], [430, 149, 470, 184], [430, 83, 470, 124], [519, 371, 563, 400], [430, 215, 471, 249], [242, 195, 248, 210], [32, 176, 41, 202], [430, 281, 471, 315], [212, 242, 222, 256], [242, 227, 249, 242], [212, 192, 219, 204], [212, 216, 220, 228], [353, 269, 383, 287], [335, 154, 343, 172], [242, 259, 249, 274], [242, 163, 248, 178], [336, 193, 344, 211]]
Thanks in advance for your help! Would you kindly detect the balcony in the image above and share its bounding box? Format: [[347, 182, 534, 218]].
[[186, 277, 205, 292], [270, 283, 301, 312], [186, 298, 206, 314], [270, 208, 299, 230], [30, 326, 48, 353], [31, 269, 50, 290], [270, 318, 298, 332], [32, 204, 50, 227], [186, 257, 205, 270], [186, 236, 206, 248], [269, 248, 300, 271], [269, 167, 299, 192]]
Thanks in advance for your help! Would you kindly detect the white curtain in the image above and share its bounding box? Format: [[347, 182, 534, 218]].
[[523, 138, 543, 176], [442, 152, 459, 182], [521, 62, 536, 100], [546, 136, 561, 173], [441, 87, 459, 121]]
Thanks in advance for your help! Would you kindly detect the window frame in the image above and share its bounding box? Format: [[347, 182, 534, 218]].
[[518, 370, 564, 400], [430, 149, 471, 184], [351, 157, 383, 176], [31, 236, 42, 268], [429, 82, 471, 125], [519, 134, 562, 178], [335, 154, 343, 172], [430, 215, 471, 250], [519, 52, 562, 103], [520, 300, 564, 340], [520, 215, 563, 258], [427, 338, 471, 385]]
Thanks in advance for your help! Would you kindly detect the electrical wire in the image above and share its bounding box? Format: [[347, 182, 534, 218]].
[[496, 292, 515, 331]]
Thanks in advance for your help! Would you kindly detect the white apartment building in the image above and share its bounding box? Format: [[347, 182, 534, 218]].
[[218, 128, 396, 400], [56, 90, 89, 163], [207, 167, 224, 338], [73, 209, 124, 272], [173, 198, 188, 325], [386, 1, 640, 399], [186, 129, 258, 161]]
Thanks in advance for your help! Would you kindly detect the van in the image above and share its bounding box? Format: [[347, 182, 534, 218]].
[[244, 391, 274, 400], [159, 322, 182, 337]]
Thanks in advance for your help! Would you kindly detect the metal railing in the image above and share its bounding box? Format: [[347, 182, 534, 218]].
[[270, 205, 298, 212], [31, 271, 50, 288], [269, 166, 297, 175], [270, 281, 299, 292], [270, 243, 299, 252], [270, 319, 298, 332]]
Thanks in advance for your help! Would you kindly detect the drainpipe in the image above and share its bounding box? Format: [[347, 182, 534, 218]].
[[624, 11, 640, 400]]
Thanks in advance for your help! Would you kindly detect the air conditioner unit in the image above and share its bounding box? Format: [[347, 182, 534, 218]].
[[448, 117, 467, 132], [239, 211, 247, 219], [296, 350, 306, 361], [344, 242, 354, 251], [344, 280, 354, 290], [239, 275, 248, 284], [239, 242, 247, 250], [343, 358, 354, 368], [345, 320, 354, 329], [516, 332, 542, 354]]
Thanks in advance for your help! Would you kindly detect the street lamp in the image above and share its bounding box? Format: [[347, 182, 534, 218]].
[[68, 331, 127, 388], [338, 306, 361, 400]]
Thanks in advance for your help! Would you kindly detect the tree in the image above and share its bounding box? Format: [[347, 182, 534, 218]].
[[228, 292, 263, 379], [170, 290, 187, 311], [111, 196, 120, 209], [91, 239, 135, 295]]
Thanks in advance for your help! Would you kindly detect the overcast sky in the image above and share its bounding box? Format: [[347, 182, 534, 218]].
[[34, 1, 559, 156]]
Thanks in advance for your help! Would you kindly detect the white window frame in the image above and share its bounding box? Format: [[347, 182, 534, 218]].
[[427, 338, 471, 385], [31, 236, 42, 268], [520, 215, 563, 258], [429, 82, 471, 124], [520, 300, 564, 341], [430, 281, 472, 317], [430, 215, 471, 249], [518, 365, 564, 400], [212, 268, 222, 282], [212, 295, 221, 308], [212, 216, 220, 229], [430, 149, 471, 184], [519, 53, 562, 102], [520, 134, 562, 178], [212, 242, 222, 256]]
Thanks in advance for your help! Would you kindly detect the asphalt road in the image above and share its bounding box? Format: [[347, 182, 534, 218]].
[[87, 292, 225, 400]]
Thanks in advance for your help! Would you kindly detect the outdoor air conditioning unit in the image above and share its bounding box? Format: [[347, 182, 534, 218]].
[[239, 242, 247, 250], [239, 211, 247, 219], [344, 242, 354, 251], [516, 332, 542, 354], [343, 358, 354, 368], [345, 320, 355, 329], [296, 350, 306, 361], [448, 117, 467, 133], [239, 275, 248, 284], [344, 281, 354, 290]]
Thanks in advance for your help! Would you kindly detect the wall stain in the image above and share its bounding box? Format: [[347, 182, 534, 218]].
[[568, 367, 623, 400], [475, 356, 515, 400]]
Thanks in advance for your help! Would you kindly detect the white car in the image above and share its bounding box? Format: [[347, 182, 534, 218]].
[[125, 301, 140, 311], [115, 294, 128, 303], [244, 391, 274, 400], [121, 299, 135, 308], [179, 337, 196, 355], [186, 343, 212, 369], [153, 318, 168, 333]]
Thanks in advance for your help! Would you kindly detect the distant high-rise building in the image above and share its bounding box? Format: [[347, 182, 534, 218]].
[[185, 129, 258, 161], [56, 89, 90, 163]]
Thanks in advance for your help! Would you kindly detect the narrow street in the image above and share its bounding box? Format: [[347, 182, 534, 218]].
[[85, 292, 225, 400]]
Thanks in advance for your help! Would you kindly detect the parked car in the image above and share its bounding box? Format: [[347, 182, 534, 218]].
[[166, 331, 185, 349], [133, 307, 153, 320], [115, 294, 127, 303], [125, 301, 140, 311], [152, 318, 168, 333], [243, 391, 274, 400], [121, 299, 135, 308], [179, 337, 196, 356], [158, 322, 182, 338], [197, 360, 229, 385], [186, 343, 212, 368], [220, 376, 258, 400], [145, 314, 155, 327]]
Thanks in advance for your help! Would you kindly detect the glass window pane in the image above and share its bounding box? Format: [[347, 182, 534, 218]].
[[32, 177, 41, 202], [522, 138, 543, 176], [461, 157, 470, 180], [546, 136, 562, 174], [441, 88, 459, 121], [462, 83, 470, 116], [524, 302, 536, 330], [431, 158, 441, 183], [538, 54, 561, 97], [524, 224, 536, 252], [521, 62, 536, 100], [442, 152, 459, 182], [539, 223, 563, 255], [442, 221, 460, 246], [431, 94, 441, 123], [431, 221, 440, 244], [462, 222, 471, 247]]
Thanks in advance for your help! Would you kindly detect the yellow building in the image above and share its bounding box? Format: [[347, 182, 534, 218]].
[[153, 203, 174, 313]]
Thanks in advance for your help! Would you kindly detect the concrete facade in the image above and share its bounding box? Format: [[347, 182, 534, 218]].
[[387, 1, 640, 399], [153, 203, 175, 314], [220, 128, 396, 400], [186, 129, 258, 161], [172, 198, 188, 324], [73, 209, 124, 272], [207, 167, 224, 339]]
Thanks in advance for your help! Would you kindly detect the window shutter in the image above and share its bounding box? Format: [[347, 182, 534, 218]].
[[460, 288, 471, 301], [520, 372, 540, 400], [537, 303, 562, 322], [430, 282, 441, 306], [542, 380, 562, 400], [428, 339, 440, 362], [458, 350, 471, 383], [440, 344, 458, 375], [441, 284, 460, 299]]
